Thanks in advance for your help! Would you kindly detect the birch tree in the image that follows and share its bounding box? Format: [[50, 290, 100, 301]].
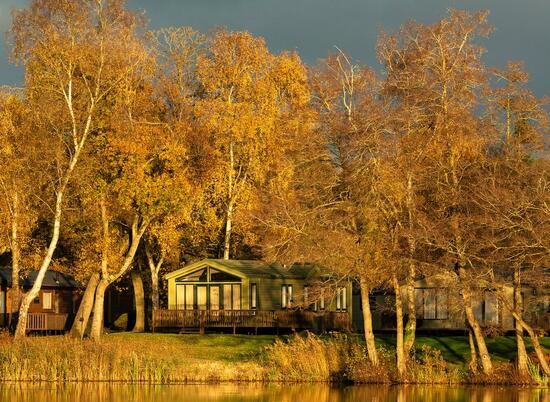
[[9, 0, 148, 339], [195, 29, 309, 259]]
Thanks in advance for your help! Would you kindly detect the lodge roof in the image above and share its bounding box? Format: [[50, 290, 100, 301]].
[[165, 258, 328, 281], [0, 268, 81, 289]]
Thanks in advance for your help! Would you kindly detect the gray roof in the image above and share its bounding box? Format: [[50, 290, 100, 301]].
[[0, 268, 81, 289]]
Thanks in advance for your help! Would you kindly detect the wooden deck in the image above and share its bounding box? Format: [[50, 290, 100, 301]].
[[26, 313, 69, 331], [152, 309, 351, 333]]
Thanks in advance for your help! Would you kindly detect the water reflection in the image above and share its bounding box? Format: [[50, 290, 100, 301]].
[[0, 383, 547, 402]]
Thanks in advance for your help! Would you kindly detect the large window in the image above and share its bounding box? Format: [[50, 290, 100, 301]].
[[474, 292, 500, 324], [336, 287, 347, 311], [281, 285, 293, 309], [223, 284, 241, 310], [416, 288, 448, 320]]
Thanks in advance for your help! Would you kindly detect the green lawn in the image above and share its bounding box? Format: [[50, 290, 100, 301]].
[[109, 332, 549, 366], [107, 332, 276, 363], [375, 335, 550, 365]]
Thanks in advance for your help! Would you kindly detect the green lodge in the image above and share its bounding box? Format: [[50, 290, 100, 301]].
[[154, 259, 353, 333]]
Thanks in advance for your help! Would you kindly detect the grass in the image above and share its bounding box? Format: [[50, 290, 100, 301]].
[[375, 335, 550, 365], [0, 332, 547, 384], [108, 333, 276, 364]]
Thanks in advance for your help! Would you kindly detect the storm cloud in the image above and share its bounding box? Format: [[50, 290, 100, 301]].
[[1, 0, 549, 96]]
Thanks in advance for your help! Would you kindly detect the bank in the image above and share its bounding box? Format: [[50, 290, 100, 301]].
[[0, 333, 548, 384]]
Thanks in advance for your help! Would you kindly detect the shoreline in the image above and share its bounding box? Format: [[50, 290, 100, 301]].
[[0, 333, 547, 386]]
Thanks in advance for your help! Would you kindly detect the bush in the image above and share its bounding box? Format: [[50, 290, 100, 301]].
[[408, 345, 461, 384]]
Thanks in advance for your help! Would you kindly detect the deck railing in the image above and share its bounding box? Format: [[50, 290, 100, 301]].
[[26, 313, 69, 331], [152, 309, 350, 332]]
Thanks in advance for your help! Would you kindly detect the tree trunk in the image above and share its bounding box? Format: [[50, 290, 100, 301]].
[[404, 262, 416, 356], [513, 268, 529, 377], [223, 140, 235, 261], [70, 272, 99, 338], [9, 192, 21, 327], [461, 286, 493, 375], [468, 328, 479, 374], [90, 279, 109, 341], [404, 173, 417, 356], [223, 202, 234, 260], [145, 244, 163, 311], [151, 270, 159, 311], [359, 276, 378, 365], [393, 274, 406, 379], [132, 271, 145, 332], [505, 300, 550, 376]]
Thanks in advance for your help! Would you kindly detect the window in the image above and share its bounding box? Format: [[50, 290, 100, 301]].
[[250, 283, 257, 309], [232, 284, 241, 310], [210, 268, 241, 282], [176, 284, 195, 310], [281, 285, 293, 309], [222, 284, 241, 310], [336, 287, 347, 311], [223, 284, 232, 310], [417, 288, 448, 320], [177, 268, 208, 282], [475, 292, 499, 324], [42, 292, 53, 310]]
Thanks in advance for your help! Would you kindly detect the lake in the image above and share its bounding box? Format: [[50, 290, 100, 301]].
[[0, 384, 547, 402]]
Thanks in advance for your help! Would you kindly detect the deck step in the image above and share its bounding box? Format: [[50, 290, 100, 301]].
[[178, 327, 203, 334]]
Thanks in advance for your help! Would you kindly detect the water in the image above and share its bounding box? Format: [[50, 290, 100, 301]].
[[0, 384, 547, 402]]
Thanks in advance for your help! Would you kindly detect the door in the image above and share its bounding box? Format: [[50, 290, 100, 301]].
[[185, 285, 194, 310], [210, 286, 220, 310], [0, 290, 4, 326], [197, 286, 207, 310]]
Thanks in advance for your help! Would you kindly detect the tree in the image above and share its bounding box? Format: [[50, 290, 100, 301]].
[[260, 50, 390, 367], [378, 9, 496, 375], [480, 62, 550, 376], [9, 0, 148, 339], [0, 91, 39, 326], [195, 29, 309, 259]]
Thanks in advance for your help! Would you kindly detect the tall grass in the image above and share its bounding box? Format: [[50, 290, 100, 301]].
[[0, 332, 546, 384], [0, 335, 266, 383], [264, 332, 350, 382]]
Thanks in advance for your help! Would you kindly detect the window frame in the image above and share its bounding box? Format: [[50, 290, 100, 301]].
[[417, 288, 448, 320], [336, 286, 347, 312], [250, 283, 257, 309], [42, 291, 53, 310], [281, 285, 293, 309]]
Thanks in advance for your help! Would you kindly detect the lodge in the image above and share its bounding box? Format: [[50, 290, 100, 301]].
[[1, 260, 548, 335], [0, 268, 81, 331], [153, 259, 353, 333]]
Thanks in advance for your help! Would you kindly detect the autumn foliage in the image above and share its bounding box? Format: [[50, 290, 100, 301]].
[[0, 0, 548, 382]]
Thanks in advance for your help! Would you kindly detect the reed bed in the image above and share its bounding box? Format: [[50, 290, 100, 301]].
[[0, 334, 267, 383], [0, 332, 547, 385]]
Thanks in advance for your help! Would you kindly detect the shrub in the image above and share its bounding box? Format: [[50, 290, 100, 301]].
[[408, 345, 461, 384]]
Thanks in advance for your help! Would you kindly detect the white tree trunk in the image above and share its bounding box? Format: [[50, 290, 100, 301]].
[[90, 279, 109, 341], [131, 271, 145, 332], [359, 276, 379, 365], [70, 272, 99, 338], [393, 274, 406, 378]]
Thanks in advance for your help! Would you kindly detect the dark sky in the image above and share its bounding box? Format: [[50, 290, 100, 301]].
[[1, 0, 549, 97]]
